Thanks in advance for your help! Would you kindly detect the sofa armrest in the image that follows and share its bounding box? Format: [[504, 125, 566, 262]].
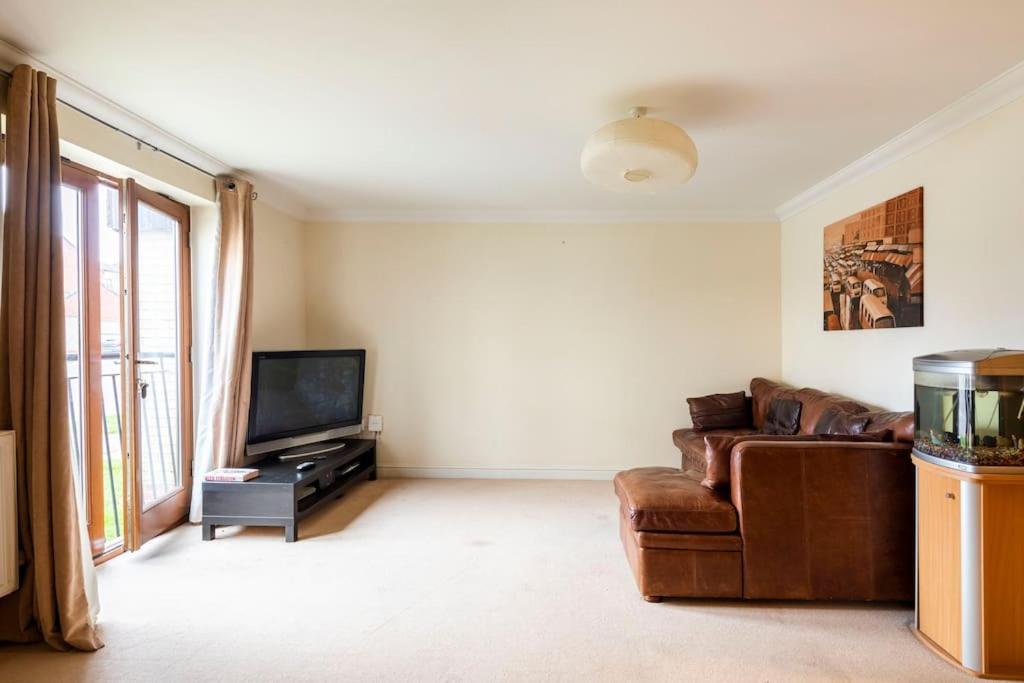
[[729, 440, 914, 600]]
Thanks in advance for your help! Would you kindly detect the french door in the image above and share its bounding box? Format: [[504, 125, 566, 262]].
[[60, 161, 125, 556], [124, 179, 193, 549], [58, 161, 193, 555]]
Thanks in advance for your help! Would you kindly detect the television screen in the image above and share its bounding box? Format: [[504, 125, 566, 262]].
[[247, 350, 366, 444]]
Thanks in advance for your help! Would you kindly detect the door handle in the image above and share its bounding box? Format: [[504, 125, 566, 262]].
[[135, 359, 159, 365], [137, 378, 150, 399]]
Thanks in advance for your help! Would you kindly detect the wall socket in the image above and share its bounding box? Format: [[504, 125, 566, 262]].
[[367, 415, 383, 432]]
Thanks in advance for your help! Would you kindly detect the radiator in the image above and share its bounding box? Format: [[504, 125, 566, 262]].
[[0, 431, 16, 598]]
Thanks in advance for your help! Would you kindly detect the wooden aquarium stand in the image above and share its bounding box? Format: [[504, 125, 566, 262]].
[[912, 454, 1024, 680]]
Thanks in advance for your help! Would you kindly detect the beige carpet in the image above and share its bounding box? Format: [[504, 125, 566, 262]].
[[0, 479, 971, 682]]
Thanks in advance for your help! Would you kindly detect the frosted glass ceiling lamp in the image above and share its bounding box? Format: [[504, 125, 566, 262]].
[[580, 107, 698, 194]]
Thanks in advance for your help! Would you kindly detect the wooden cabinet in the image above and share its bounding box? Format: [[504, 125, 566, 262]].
[[913, 456, 1024, 680], [917, 464, 961, 660]]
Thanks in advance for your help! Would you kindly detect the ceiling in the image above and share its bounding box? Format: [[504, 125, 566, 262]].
[[2, 1, 1024, 220]]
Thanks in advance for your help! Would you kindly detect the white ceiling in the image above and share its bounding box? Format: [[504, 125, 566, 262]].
[[2, 1, 1024, 220]]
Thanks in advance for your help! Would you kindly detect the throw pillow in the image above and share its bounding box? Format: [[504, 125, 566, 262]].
[[686, 391, 751, 431], [762, 397, 802, 435], [813, 406, 871, 435]]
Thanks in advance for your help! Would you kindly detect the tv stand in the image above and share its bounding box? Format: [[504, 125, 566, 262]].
[[201, 438, 376, 542]]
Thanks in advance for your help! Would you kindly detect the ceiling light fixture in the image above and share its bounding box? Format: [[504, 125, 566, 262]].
[[580, 107, 698, 194]]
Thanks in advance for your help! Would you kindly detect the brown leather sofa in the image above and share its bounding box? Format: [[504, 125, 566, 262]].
[[614, 377, 915, 602]]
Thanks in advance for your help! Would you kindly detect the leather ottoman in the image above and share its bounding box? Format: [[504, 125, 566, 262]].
[[613, 467, 742, 600]]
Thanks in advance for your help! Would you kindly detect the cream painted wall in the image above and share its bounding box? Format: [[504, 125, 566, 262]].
[[781, 96, 1024, 411], [302, 221, 780, 473], [251, 202, 307, 350]]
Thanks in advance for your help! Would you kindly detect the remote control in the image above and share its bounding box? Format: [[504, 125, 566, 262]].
[[296, 461, 316, 471]]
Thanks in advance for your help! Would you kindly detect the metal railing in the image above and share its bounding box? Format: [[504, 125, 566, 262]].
[[66, 351, 180, 543]]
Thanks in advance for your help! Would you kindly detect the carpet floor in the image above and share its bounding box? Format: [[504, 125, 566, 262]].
[[0, 478, 971, 682]]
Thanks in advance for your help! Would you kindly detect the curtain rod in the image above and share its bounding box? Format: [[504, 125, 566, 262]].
[[0, 66, 217, 180]]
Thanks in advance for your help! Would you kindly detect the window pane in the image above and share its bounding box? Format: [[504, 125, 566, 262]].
[[136, 202, 182, 506], [61, 185, 86, 499], [99, 183, 125, 543]]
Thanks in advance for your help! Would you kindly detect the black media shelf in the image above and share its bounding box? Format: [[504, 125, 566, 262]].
[[201, 438, 377, 542]]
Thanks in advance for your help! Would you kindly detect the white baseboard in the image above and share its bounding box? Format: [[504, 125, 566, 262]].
[[377, 466, 620, 481]]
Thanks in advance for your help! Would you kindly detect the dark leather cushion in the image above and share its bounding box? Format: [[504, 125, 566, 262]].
[[814, 406, 871, 435], [613, 467, 737, 533], [686, 391, 752, 431], [763, 397, 802, 435]]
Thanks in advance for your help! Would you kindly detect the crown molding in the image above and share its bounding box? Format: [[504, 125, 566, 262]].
[[775, 59, 1024, 222], [304, 207, 777, 225], [0, 39, 310, 220]]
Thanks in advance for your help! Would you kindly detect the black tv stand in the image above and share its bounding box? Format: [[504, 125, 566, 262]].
[[201, 438, 376, 542]]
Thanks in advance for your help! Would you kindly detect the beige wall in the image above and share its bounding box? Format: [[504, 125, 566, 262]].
[[252, 202, 307, 350], [781, 96, 1024, 411], [302, 221, 781, 473]]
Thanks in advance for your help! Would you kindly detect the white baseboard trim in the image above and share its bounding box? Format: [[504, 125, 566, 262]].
[[378, 466, 620, 480]]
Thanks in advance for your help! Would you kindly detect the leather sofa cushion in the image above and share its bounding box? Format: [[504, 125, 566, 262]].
[[749, 377, 870, 434], [794, 387, 868, 434], [614, 467, 737, 533], [750, 378, 794, 429], [686, 391, 752, 431], [814, 406, 871, 435], [673, 427, 757, 472], [863, 411, 915, 443], [763, 397, 802, 435]]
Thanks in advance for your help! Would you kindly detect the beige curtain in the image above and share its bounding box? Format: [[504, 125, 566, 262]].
[[189, 177, 255, 522], [0, 65, 102, 651]]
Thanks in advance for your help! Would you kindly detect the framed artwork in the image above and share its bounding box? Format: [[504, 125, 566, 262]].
[[822, 187, 923, 331]]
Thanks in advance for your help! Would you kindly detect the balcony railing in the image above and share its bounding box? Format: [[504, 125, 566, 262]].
[[66, 351, 180, 545]]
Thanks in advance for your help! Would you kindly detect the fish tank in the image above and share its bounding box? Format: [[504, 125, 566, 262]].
[[913, 349, 1024, 472]]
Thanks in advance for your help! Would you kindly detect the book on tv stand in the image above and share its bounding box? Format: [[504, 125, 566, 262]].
[[200, 438, 377, 543]]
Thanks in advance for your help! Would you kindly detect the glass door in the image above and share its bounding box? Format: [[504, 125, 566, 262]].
[[125, 179, 193, 548], [60, 161, 127, 557]]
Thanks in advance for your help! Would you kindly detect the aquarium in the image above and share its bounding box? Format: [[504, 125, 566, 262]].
[[913, 349, 1024, 472]]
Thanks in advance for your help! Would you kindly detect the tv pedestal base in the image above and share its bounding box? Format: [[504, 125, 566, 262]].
[[201, 438, 377, 543]]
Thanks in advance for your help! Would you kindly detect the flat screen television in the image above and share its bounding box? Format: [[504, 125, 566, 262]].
[[245, 349, 366, 462]]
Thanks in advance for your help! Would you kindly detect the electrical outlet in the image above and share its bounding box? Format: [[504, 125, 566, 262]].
[[367, 415, 383, 432]]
